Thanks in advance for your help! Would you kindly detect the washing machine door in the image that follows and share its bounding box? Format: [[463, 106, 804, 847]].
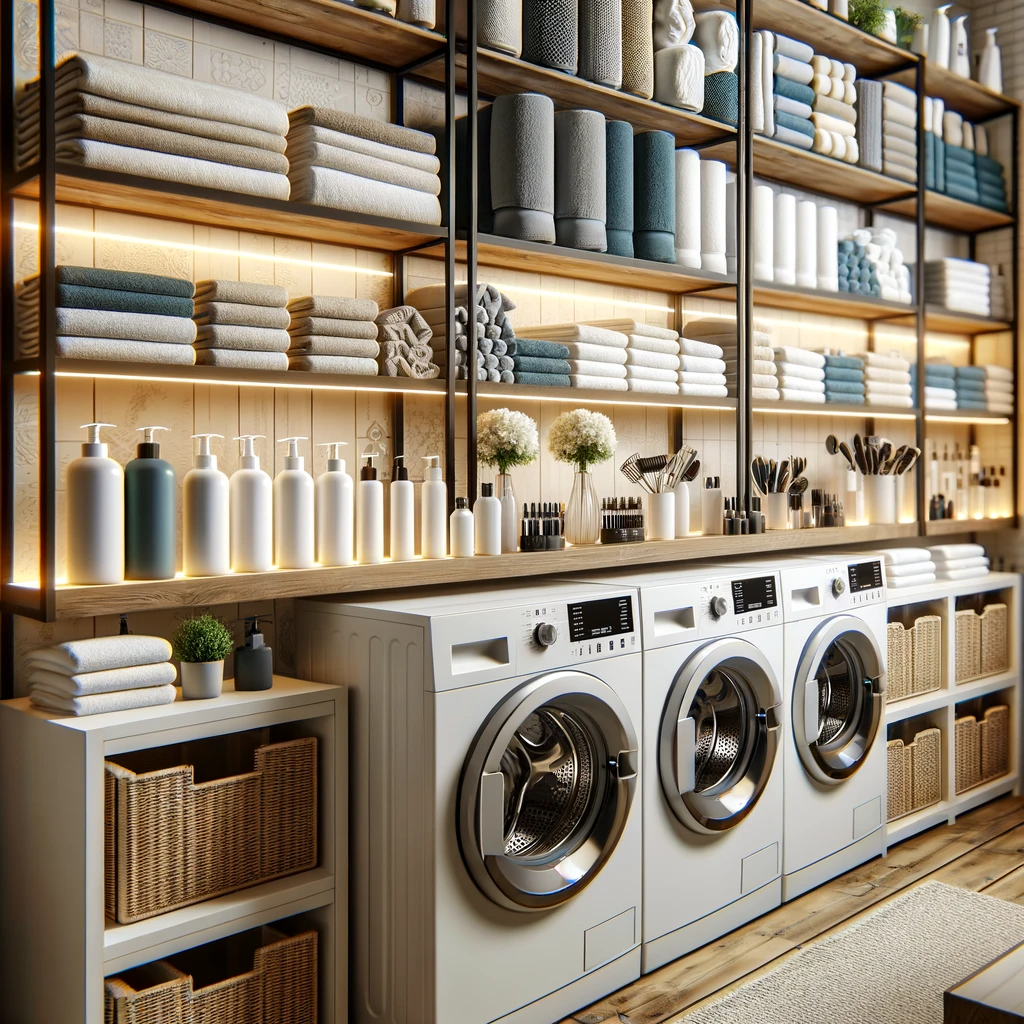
[[458, 670, 639, 913], [792, 614, 886, 786], [658, 638, 783, 835]]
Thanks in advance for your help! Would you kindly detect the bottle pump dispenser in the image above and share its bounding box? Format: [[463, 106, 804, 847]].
[[67, 422, 124, 584], [390, 454, 415, 562], [274, 436, 314, 569], [125, 424, 175, 581], [316, 441, 354, 567], [230, 434, 273, 573], [356, 453, 384, 564], [421, 454, 447, 558], [183, 433, 230, 577], [235, 615, 274, 691]]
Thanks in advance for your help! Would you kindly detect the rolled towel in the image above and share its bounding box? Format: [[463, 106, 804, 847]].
[[288, 354, 379, 374], [605, 119, 634, 258], [773, 191, 796, 286], [26, 634, 172, 673], [624, 348, 680, 370], [567, 359, 627, 378], [703, 71, 738, 126], [772, 346, 824, 369], [634, 130, 676, 263], [680, 354, 726, 374], [674, 148, 702, 268], [554, 109, 607, 251], [773, 34, 813, 63], [194, 325, 291, 352], [30, 684, 178, 716], [700, 159, 727, 274], [621, 0, 655, 98], [579, 0, 622, 87], [194, 279, 287, 307], [287, 295, 379, 320], [27, 661, 177, 697], [193, 302, 290, 329], [55, 337, 197, 364], [196, 349, 289, 370], [774, 74, 815, 106], [626, 364, 678, 382], [813, 94, 856, 124], [773, 52, 813, 85], [811, 111, 856, 137], [522, 0, 577, 70], [287, 317, 379, 340], [569, 374, 629, 390], [288, 336, 380, 358]]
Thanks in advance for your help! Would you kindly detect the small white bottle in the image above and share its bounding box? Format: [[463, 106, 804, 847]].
[[450, 497, 474, 557], [66, 422, 124, 584], [421, 454, 447, 558], [701, 476, 724, 536], [390, 455, 415, 562], [315, 442, 354, 566], [274, 437, 314, 570], [356, 454, 384, 564], [673, 479, 690, 536], [230, 434, 272, 573], [183, 433, 230, 577], [474, 482, 502, 555]]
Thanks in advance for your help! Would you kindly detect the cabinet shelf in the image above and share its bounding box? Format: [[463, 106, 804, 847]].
[[924, 518, 1015, 535], [923, 64, 1020, 123], [708, 282, 915, 321], [753, 400, 917, 420], [923, 306, 1012, 336], [881, 190, 1014, 233]]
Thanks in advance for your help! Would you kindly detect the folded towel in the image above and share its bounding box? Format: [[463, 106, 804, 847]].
[[628, 378, 680, 394], [193, 302, 290, 329], [885, 120, 918, 144], [624, 364, 676, 382], [558, 342, 627, 364], [864, 351, 911, 371], [287, 105, 436, 155], [583, 318, 677, 340], [26, 634, 172, 673], [194, 325, 291, 352], [813, 94, 857, 124], [623, 334, 680, 356], [288, 165, 442, 224], [825, 391, 865, 404], [924, 361, 957, 377], [885, 572, 936, 589], [780, 388, 825, 403], [821, 378, 865, 394], [194, 280, 288, 307], [52, 307, 196, 344], [287, 139, 440, 195], [772, 346, 824, 368], [921, 376, 955, 390], [865, 381, 912, 396], [512, 355, 572, 374], [773, 34, 814, 63], [22, 280, 194, 318], [775, 111, 815, 139], [810, 111, 856, 137], [55, 337, 197, 363], [52, 264, 193, 298], [27, 661, 177, 697], [511, 372, 571, 387], [823, 367, 864, 382], [865, 366, 912, 383], [774, 95, 813, 120], [778, 376, 825, 392], [193, 349, 288, 370], [680, 337, 725, 359], [679, 354, 727, 374], [931, 554, 989, 570], [775, 361, 825, 381], [865, 394, 913, 408], [937, 566, 991, 581], [286, 317, 378, 341], [879, 548, 932, 566], [752, 387, 780, 400], [883, 98, 917, 128], [287, 336, 380, 358], [506, 337, 571, 358], [679, 371, 728, 386], [285, 123, 440, 173], [566, 359, 628, 378], [886, 560, 937, 578], [569, 374, 629, 390], [624, 348, 679, 370], [287, 295, 380, 320], [288, 354, 379, 374], [679, 383, 728, 396], [30, 684, 178, 716], [929, 543, 986, 561], [518, 323, 628, 347], [883, 80, 917, 108]]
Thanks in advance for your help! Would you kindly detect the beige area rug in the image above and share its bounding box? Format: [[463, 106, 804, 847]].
[[680, 882, 1024, 1023]]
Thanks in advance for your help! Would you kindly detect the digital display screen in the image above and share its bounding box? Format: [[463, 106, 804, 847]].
[[848, 560, 883, 592], [568, 596, 634, 642], [732, 576, 777, 615]]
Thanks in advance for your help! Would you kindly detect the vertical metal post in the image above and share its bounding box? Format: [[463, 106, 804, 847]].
[[914, 58, 926, 529], [735, 0, 752, 512], [392, 254, 406, 460], [465, 0, 479, 506], [1011, 106, 1020, 524], [443, 0, 457, 512]]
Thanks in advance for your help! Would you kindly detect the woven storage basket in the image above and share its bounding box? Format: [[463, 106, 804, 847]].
[[910, 727, 942, 809], [104, 925, 317, 1024], [887, 738, 909, 820], [886, 623, 909, 703], [104, 737, 317, 924], [955, 608, 982, 683], [980, 604, 1009, 677], [909, 615, 942, 695], [980, 704, 1010, 782], [955, 715, 982, 793]]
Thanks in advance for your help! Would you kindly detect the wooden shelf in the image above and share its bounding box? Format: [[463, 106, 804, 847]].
[[754, 401, 918, 419], [11, 524, 918, 620], [924, 410, 1013, 425], [924, 64, 1020, 123], [924, 517, 1015, 535], [472, 381, 736, 410], [881, 190, 1014, 233], [713, 282, 913, 321], [12, 165, 446, 251], [923, 306, 1012, 336]]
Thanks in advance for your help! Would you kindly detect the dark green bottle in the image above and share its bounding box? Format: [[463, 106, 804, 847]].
[[235, 616, 273, 690], [125, 425, 176, 580]]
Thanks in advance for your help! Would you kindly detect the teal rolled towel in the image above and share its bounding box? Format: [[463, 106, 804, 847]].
[[511, 354, 571, 374], [56, 283, 194, 317], [633, 129, 675, 264], [775, 110, 814, 139], [703, 71, 738, 126], [823, 354, 864, 370], [773, 74, 815, 107], [606, 119, 634, 258], [507, 337, 571, 358], [56, 264, 194, 298], [512, 371, 571, 386]]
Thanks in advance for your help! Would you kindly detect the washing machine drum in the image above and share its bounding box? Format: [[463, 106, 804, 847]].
[[458, 671, 639, 913], [659, 638, 783, 835], [792, 614, 886, 785]]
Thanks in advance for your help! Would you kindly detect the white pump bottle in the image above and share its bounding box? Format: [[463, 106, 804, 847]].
[[183, 433, 230, 577], [66, 422, 124, 584], [421, 454, 447, 558], [390, 455, 415, 562], [356, 453, 384, 564], [315, 442, 354, 567], [274, 436, 315, 570], [230, 434, 273, 573]]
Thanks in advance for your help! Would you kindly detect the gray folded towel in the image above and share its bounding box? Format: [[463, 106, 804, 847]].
[[194, 280, 289, 307], [287, 295, 380, 320], [288, 354, 380, 374], [193, 302, 291, 329], [193, 325, 291, 352], [554, 109, 608, 252], [287, 335, 380, 357], [286, 316, 378, 340], [288, 165, 442, 225], [194, 348, 289, 369], [285, 123, 440, 174], [53, 308, 197, 344], [55, 336, 197, 363], [287, 106, 436, 155], [286, 140, 440, 195]]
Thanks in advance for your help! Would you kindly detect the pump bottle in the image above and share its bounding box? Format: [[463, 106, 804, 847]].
[[182, 433, 230, 577], [67, 422, 124, 584], [389, 455, 415, 562], [230, 434, 272, 573], [421, 455, 447, 558], [450, 497, 474, 557], [474, 482, 501, 555], [315, 442, 354, 566], [356, 454, 384, 564], [274, 436, 314, 569], [125, 425, 175, 580], [235, 615, 274, 691]]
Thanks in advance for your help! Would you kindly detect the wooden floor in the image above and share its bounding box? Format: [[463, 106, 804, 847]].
[[562, 795, 1024, 1024]]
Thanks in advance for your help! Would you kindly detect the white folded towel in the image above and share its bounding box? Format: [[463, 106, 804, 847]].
[[569, 375, 628, 390], [936, 566, 991, 580], [679, 355, 727, 374], [679, 383, 728, 396], [624, 349, 680, 370], [27, 662, 177, 697], [864, 351, 911, 371], [933, 556, 990, 571], [680, 337, 724, 359], [679, 371, 728, 385], [886, 560, 937, 578], [780, 388, 825, 403], [628, 378, 680, 394], [878, 547, 931, 565], [752, 387, 780, 400], [626, 364, 679, 382], [26, 635, 173, 674], [627, 334, 681, 355], [778, 376, 825, 392], [519, 323, 628, 347], [583, 319, 677, 340], [865, 366, 912, 383], [866, 394, 913, 408], [772, 346, 825, 369], [775, 361, 825, 381], [865, 381, 912, 396], [566, 360, 627, 378], [29, 684, 177, 716], [885, 572, 936, 589], [929, 543, 986, 561], [562, 342, 628, 364]]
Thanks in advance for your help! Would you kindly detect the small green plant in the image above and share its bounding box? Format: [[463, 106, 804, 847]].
[[849, 0, 888, 37], [172, 614, 234, 663], [894, 6, 923, 49]]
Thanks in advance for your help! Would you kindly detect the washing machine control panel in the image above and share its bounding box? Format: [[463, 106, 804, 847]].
[[694, 576, 781, 636], [819, 560, 885, 609], [518, 593, 639, 665]]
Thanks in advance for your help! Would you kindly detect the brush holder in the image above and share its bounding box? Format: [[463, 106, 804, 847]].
[[764, 493, 789, 531], [865, 475, 897, 524], [647, 492, 676, 540]]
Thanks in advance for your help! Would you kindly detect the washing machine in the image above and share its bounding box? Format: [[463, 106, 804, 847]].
[[296, 582, 643, 1024], [776, 553, 888, 900], [571, 564, 785, 971]]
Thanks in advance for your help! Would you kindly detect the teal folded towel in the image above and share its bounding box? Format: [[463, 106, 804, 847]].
[[825, 391, 865, 404], [56, 283, 194, 317], [511, 355, 571, 374], [823, 354, 864, 370], [513, 371, 571, 386], [956, 398, 988, 410], [926, 376, 956, 389], [773, 74, 815, 107], [824, 367, 864, 382], [775, 110, 814, 139], [703, 71, 738, 126], [924, 362, 956, 377], [945, 168, 979, 189], [507, 337, 571, 358], [822, 378, 865, 394], [944, 145, 975, 167], [55, 264, 195, 298], [956, 366, 986, 379], [979, 193, 1009, 211], [945, 182, 980, 203]]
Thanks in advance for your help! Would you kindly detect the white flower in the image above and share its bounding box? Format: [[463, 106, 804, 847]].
[[547, 409, 617, 472], [477, 408, 539, 475]]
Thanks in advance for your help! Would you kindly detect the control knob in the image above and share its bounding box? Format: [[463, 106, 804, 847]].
[[832, 577, 846, 597], [709, 596, 728, 620], [534, 622, 558, 647]]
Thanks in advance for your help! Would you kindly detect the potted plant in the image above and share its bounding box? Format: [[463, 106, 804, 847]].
[[476, 408, 539, 552], [172, 613, 234, 700], [547, 408, 617, 545]]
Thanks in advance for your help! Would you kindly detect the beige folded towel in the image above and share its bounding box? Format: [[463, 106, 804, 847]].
[[288, 354, 379, 374], [516, 323, 628, 346], [288, 106, 436, 155], [583, 318, 677, 340], [193, 302, 291, 329], [194, 280, 288, 307], [287, 316, 378, 340], [288, 165, 442, 224], [287, 336, 380, 358], [287, 295, 380, 320], [55, 337, 197, 363], [286, 140, 440, 195], [194, 348, 288, 370], [193, 325, 291, 352], [285, 123, 440, 173]]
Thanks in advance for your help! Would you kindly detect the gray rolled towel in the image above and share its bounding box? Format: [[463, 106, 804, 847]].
[[490, 93, 556, 244], [194, 325, 291, 352], [522, 0, 578, 73], [479, 0, 523, 55], [376, 304, 432, 344], [286, 316, 379, 341], [606, 119, 634, 258], [287, 295, 379, 320], [621, 0, 654, 100], [579, 0, 622, 88], [193, 302, 291, 329], [194, 279, 288, 307], [287, 106, 436, 155], [555, 109, 608, 252], [287, 335, 380, 357]]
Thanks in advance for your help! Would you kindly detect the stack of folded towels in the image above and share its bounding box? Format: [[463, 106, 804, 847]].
[[773, 346, 825, 404], [16, 265, 197, 364], [910, 360, 957, 410], [925, 258, 990, 317], [514, 323, 629, 391], [192, 280, 289, 370], [17, 54, 290, 199], [770, 35, 816, 152], [682, 317, 769, 398], [928, 543, 990, 582], [990, 267, 1011, 321], [286, 295, 380, 375], [838, 227, 913, 303], [286, 106, 442, 225], [25, 634, 177, 717], [583, 319, 682, 395], [407, 283, 515, 382], [879, 548, 936, 590], [809, 53, 859, 164], [864, 350, 913, 408], [955, 365, 1014, 415], [505, 338, 572, 387], [819, 351, 865, 405], [375, 305, 439, 379], [924, 97, 946, 194], [976, 152, 1008, 212], [880, 81, 917, 183], [938, 109, 985, 205]]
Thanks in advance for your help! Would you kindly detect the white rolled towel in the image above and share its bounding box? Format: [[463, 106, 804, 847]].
[[700, 159, 728, 275], [753, 184, 774, 282], [817, 205, 839, 292], [773, 191, 796, 287], [675, 148, 702, 268], [795, 199, 817, 289]]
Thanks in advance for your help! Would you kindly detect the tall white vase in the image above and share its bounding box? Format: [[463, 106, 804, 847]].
[[928, 3, 951, 69], [979, 27, 1003, 94]]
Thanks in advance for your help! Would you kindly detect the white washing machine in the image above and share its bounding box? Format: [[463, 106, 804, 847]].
[[296, 582, 643, 1024], [777, 553, 888, 900], [572, 564, 785, 971]]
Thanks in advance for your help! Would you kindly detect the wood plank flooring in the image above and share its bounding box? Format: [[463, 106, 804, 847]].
[[562, 795, 1024, 1024]]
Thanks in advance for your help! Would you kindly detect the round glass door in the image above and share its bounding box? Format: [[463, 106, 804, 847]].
[[792, 615, 885, 785], [458, 671, 638, 912], [659, 639, 782, 835]]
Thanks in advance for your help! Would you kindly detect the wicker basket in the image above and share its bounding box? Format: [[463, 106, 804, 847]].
[[887, 615, 942, 703], [957, 603, 1009, 683], [886, 624, 910, 703], [955, 609, 982, 683], [104, 737, 317, 924], [104, 925, 317, 1024], [887, 727, 942, 821], [955, 704, 1010, 794], [887, 739, 910, 820]]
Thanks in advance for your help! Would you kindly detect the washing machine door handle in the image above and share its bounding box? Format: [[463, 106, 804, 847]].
[[479, 770, 507, 857], [675, 711, 696, 795], [803, 676, 821, 744]]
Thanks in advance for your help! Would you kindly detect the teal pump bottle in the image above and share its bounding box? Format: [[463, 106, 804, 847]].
[[124, 425, 176, 580]]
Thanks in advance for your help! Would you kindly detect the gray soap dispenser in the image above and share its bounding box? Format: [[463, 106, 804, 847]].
[[234, 616, 273, 691]]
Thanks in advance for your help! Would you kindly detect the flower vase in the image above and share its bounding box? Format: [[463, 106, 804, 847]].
[[496, 472, 518, 552], [565, 469, 600, 545]]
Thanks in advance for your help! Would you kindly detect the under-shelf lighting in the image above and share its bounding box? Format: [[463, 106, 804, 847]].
[[926, 413, 1011, 425], [753, 404, 918, 421]]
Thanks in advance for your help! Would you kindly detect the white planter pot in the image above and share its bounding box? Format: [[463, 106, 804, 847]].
[[180, 659, 224, 700]]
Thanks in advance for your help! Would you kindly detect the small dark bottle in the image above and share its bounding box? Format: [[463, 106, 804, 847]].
[[235, 616, 273, 691]]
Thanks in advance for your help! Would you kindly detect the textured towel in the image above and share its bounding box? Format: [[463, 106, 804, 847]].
[[773, 124, 814, 150], [775, 95, 812, 119], [522, 0, 578, 71], [624, 348, 679, 370], [28, 661, 177, 697], [680, 354, 726, 374], [194, 325, 291, 352], [605, 119, 634, 258], [375, 305, 438, 379], [776, 111, 815, 139], [288, 165, 441, 224], [825, 391, 866, 404], [703, 71, 738, 126], [930, 550, 987, 567], [621, 0, 655, 98], [561, 343, 628, 364], [512, 355, 572, 374], [287, 317, 378, 340], [865, 381, 912, 396], [30, 684, 178, 716], [194, 349, 288, 370], [865, 366, 911, 383], [286, 140, 440, 195], [674, 147, 701, 267], [287, 106, 435, 155], [779, 376, 825, 392], [821, 353, 864, 370], [820, 378, 864, 394], [566, 359, 627, 378], [760, 30, 775, 138], [55, 337, 197, 364], [626, 378, 678, 394], [775, 362, 825, 381], [288, 336, 379, 358], [507, 337, 571, 358], [813, 94, 856, 124], [773, 52, 813, 85], [512, 372, 570, 387], [194, 280, 287, 307], [52, 308, 196, 344], [287, 295, 379, 320], [520, 323, 628, 346], [886, 120, 918, 145], [625, 364, 678, 382], [824, 367, 864, 383], [678, 383, 728, 396], [780, 388, 825, 403], [633, 130, 675, 263], [626, 334, 680, 355], [579, 0, 622, 86], [772, 346, 824, 369], [879, 548, 932, 566], [753, 387, 780, 400], [569, 374, 628, 390], [885, 560, 937, 578], [773, 34, 813, 63], [811, 111, 856, 137], [288, 354, 378, 374], [193, 302, 290, 329], [27, 635, 173, 674], [286, 123, 440, 174], [55, 264, 194, 298], [554, 109, 607, 251], [680, 337, 723, 359], [773, 74, 815, 107], [680, 370, 728, 386], [937, 566, 991, 580], [883, 99, 917, 128], [856, 80, 883, 173]]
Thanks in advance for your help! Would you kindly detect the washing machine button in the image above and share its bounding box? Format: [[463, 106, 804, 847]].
[[534, 622, 558, 647], [709, 596, 728, 619], [832, 577, 846, 598]]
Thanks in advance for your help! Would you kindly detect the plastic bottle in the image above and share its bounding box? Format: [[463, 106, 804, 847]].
[[674, 478, 690, 536], [450, 497, 474, 557], [235, 615, 274, 691], [474, 482, 502, 555], [315, 442, 354, 567], [421, 454, 447, 558], [182, 433, 230, 577], [273, 437, 314, 570], [230, 434, 273, 573], [124, 425, 175, 581], [356, 454, 384, 564], [949, 15, 970, 78], [66, 422, 124, 585], [701, 477, 723, 536], [928, 3, 952, 69], [390, 455, 415, 562]]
